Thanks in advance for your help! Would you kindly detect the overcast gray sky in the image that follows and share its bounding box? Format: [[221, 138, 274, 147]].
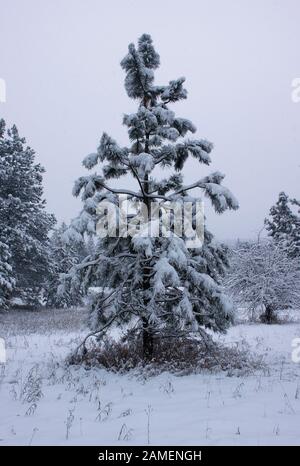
[[1, 0, 299, 240]]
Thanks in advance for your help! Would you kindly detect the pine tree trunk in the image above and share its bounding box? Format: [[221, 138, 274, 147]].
[[141, 131, 154, 361], [265, 304, 274, 324], [260, 304, 276, 324], [142, 317, 154, 361]]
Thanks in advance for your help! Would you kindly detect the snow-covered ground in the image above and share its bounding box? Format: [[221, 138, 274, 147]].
[[0, 308, 300, 446]]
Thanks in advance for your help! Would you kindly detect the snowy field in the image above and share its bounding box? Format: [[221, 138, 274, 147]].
[[0, 308, 300, 446]]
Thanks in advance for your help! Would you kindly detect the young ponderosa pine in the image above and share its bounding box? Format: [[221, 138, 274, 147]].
[[0, 119, 56, 308], [68, 34, 238, 360], [265, 191, 300, 258], [225, 241, 300, 323]]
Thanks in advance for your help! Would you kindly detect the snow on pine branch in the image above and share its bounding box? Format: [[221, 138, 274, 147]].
[[128, 152, 154, 177]]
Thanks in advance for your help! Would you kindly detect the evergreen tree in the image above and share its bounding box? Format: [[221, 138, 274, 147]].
[[290, 197, 300, 257], [0, 120, 56, 308], [0, 235, 15, 310], [45, 223, 86, 308], [265, 191, 300, 257], [68, 34, 238, 360]]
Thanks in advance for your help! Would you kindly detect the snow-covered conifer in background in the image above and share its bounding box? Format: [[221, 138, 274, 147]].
[[0, 235, 15, 310], [265, 191, 300, 258], [44, 223, 86, 308], [68, 34, 239, 359], [224, 240, 300, 323], [289, 197, 300, 257], [0, 121, 16, 310], [0, 119, 56, 308]]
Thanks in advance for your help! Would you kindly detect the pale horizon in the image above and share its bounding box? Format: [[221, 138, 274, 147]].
[[1, 0, 299, 240]]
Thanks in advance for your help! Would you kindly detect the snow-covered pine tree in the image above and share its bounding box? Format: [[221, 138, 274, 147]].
[[69, 34, 239, 360], [290, 197, 300, 257], [0, 120, 56, 308], [0, 121, 16, 310], [45, 222, 86, 308], [265, 191, 300, 257], [224, 240, 300, 323], [86, 235, 96, 257], [0, 235, 15, 310]]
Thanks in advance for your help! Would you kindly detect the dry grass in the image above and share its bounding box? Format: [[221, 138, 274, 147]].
[[69, 335, 262, 376], [0, 307, 88, 337]]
